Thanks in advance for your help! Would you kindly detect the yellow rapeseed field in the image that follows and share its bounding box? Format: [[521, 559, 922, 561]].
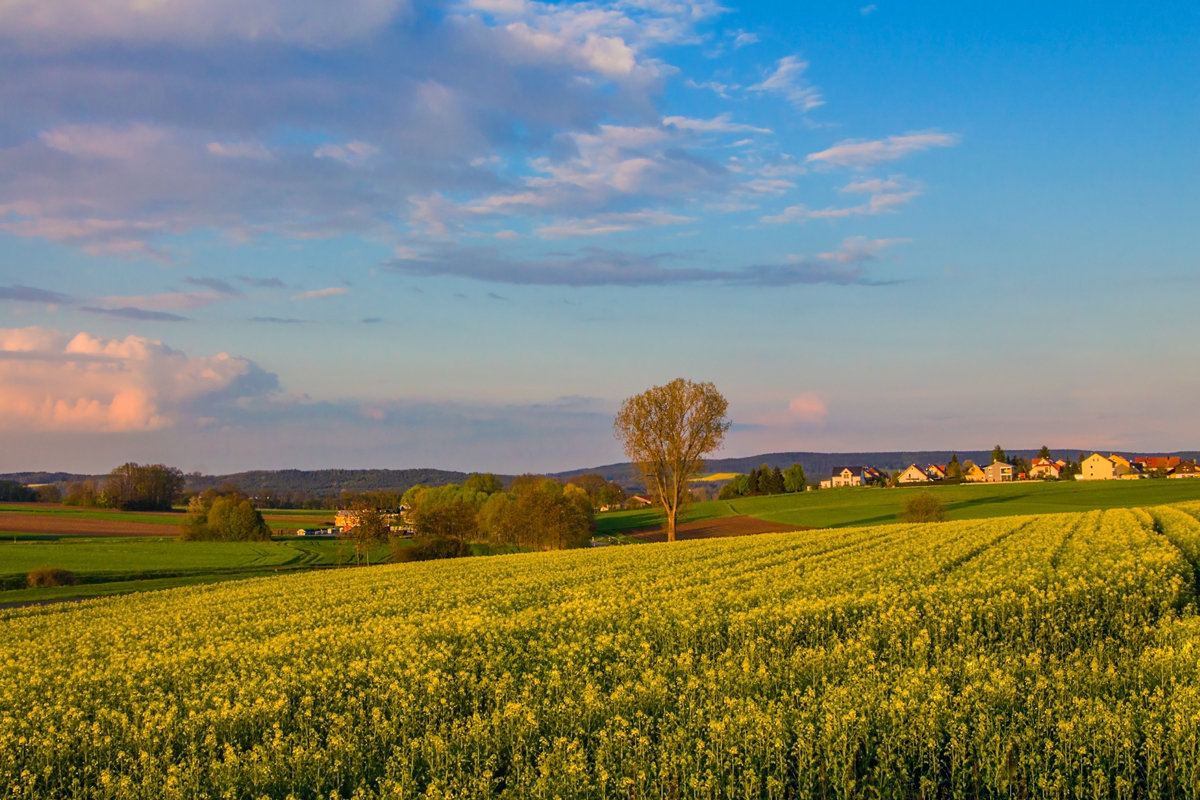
[[4, 503, 1200, 798], [691, 473, 740, 482]]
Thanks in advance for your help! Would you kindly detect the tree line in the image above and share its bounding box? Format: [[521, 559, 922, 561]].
[[61, 463, 185, 511], [717, 463, 807, 500]]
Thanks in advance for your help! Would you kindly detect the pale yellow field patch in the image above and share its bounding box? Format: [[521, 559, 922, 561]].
[[691, 472, 740, 482]]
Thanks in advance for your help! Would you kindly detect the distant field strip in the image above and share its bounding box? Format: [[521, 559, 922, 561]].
[[4, 506, 1200, 797], [692, 472, 740, 482], [0, 539, 355, 591]]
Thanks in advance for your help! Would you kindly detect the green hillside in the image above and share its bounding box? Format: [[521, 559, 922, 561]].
[[598, 478, 1200, 534]]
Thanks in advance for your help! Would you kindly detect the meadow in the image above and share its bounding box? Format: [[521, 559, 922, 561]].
[[0, 503, 337, 533], [4, 502, 1200, 797], [597, 477, 1200, 534], [0, 537, 390, 602]]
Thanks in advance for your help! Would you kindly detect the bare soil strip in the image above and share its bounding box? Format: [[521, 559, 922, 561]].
[[0, 513, 176, 537], [629, 515, 811, 543]]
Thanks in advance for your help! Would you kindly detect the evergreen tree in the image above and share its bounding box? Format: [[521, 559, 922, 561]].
[[946, 454, 963, 480], [764, 465, 785, 495], [745, 468, 760, 495], [1038, 444, 1052, 460], [991, 445, 1008, 464]]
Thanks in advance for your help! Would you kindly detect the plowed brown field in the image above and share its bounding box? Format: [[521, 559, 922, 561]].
[[0, 513, 175, 537]]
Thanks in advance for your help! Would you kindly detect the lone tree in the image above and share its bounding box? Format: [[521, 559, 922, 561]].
[[614, 378, 730, 543]]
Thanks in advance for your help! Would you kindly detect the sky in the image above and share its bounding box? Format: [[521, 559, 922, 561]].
[[1, 0, 1197, 475]]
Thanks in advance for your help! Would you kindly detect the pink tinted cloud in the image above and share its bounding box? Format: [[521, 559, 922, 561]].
[[788, 392, 828, 423], [0, 327, 257, 432]]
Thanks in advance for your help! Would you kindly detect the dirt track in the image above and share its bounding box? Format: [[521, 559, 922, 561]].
[[629, 515, 810, 543], [0, 512, 177, 537]]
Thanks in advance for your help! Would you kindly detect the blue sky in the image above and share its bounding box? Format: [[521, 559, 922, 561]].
[[1, 0, 1197, 474]]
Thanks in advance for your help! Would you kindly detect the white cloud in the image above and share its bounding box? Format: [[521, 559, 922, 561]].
[[749, 55, 823, 111], [663, 113, 771, 134], [291, 287, 349, 301], [40, 123, 169, 161], [839, 176, 905, 194], [732, 31, 758, 49], [0, 327, 266, 432], [817, 235, 910, 263], [535, 210, 691, 238], [762, 179, 922, 224], [806, 131, 959, 168], [685, 78, 732, 97], [0, 0, 413, 48], [313, 141, 379, 165]]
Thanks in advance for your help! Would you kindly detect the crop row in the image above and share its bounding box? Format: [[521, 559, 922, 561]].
[[3, 507, 1200, 798]]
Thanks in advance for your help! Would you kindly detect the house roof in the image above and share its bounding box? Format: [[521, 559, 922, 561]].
[[1136, 456, 1181, 469]]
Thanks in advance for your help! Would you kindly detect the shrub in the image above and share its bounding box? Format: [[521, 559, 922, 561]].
[[903, 493, 947, 523], [396, 536, 469, 562], [27, 567, 79, 588], [180, 493, 272, 541]]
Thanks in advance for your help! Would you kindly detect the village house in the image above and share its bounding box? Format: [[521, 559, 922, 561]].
[[1078, 453, 1143, 480], [896, 464, 931, 484], [962, 462, 985, 482], [982, 461, 1014, 482], [819, 466, 880, 489], [1029, 457, 1062, 480], [925, 464, 947, 480], [1079, 453, 1116, 480], [1170, 461, 1200, 479], [1136, 456, 1182, 474]]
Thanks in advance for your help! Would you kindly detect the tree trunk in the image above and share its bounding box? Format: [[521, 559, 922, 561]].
[[667, 504, 677, 543]]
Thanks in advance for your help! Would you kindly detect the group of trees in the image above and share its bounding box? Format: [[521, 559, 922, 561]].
[[398, 473, 595, 559], [565, 473, 627, 510], [179, 490, 272, 541], [62, 463, 184, 510], [0, 480, 39, 502], [718, 463, 807, 500]]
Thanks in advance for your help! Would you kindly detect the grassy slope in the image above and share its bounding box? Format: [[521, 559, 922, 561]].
[[0, 503, 338, 532], [0, 537, 397, 601], [597, 478, 1200, 533]]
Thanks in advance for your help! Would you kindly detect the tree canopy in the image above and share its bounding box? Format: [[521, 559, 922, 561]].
[[104, 463, 184, 511], [180, 492, 271, 541], [614, 378, 730, 542]]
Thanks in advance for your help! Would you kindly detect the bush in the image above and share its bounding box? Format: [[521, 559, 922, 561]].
[[27, 567, 79, 588], [396, 536, 469, 562], [180, 494, 272, 541], [903, 493, 947, 523]]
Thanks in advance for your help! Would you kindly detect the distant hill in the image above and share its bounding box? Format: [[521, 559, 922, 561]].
[[0, 471, 98, 485], [5, 449, 1199, 495], [0, 468, 478, 496], [184, 468, 478, 496]]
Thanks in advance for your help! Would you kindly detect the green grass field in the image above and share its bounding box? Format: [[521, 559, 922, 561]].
[[0, 502, 337, 532], [0, 503, 184, 526], [0, 537, 394, 602], [596, 478, 1200, 534]]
